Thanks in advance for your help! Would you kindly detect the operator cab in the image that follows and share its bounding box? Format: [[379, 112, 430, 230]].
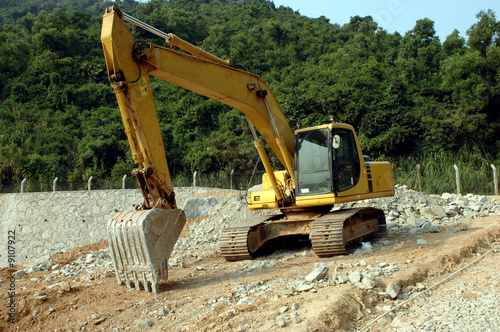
[[295, 125, 361, 197]]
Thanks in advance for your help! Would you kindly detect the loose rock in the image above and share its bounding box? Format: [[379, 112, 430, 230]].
[[348, 271, 362, 284], [305, 264, 329, 282], [276, 315, 286, 327], [386, 283, 400, 299], [136, 319, 154, 328]]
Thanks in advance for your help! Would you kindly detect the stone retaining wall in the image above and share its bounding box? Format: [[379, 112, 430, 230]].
[[0, 187, 242, 268]]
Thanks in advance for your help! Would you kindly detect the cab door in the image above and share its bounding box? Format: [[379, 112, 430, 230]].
[[332, 128, 361, 195]]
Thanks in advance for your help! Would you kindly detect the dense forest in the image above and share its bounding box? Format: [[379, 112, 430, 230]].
[[0, 0, 499, 193]]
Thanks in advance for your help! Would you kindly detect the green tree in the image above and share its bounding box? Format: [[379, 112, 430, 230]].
[[443, 29, 466, 56], [467, 10, 499, 55]]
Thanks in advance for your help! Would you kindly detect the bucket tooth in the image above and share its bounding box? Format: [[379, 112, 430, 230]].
[[107, 208, 186, 293]]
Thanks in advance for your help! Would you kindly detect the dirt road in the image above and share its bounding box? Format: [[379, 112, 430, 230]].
[[1, 212, 498, 332]]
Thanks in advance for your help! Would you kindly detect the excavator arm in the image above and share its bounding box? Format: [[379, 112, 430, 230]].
[[101, 6, 295, 204], [101, 6, 296, 292]]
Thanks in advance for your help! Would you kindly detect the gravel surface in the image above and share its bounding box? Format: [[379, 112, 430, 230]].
[[381, 247, 500, 332], [0, 187, 498, 332]]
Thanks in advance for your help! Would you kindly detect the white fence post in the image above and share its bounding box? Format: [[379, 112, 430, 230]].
[[21, 178, 27, 193], [53, 177, 59, 192], [122, 174, 127, 189], [416, 164, 422, 192], [491, 164, 498, 196], [453, 164, 460, 195], [193, 171, 197, 187], [230, 169, 235, 190], [88, 176, 93, 191]]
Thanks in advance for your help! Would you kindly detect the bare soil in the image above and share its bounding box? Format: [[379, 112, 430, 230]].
[[1, 215, 498, 332]]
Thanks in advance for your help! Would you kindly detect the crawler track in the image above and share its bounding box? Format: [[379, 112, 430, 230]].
[[219, 226, 253, 261], [219, 215, 272, 261], [310, 208, 386, 257], [309, 211, 350, 256], [220, 208, 386, 261]]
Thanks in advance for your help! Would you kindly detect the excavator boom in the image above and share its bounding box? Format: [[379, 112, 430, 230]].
[[102, 6, 294, 174]]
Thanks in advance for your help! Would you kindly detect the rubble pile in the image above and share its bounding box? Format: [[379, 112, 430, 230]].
[[349, 185, 500, 232], [178, 184, 500, 248], [176, 193, 279, 248], [13, 249, 114, 281]]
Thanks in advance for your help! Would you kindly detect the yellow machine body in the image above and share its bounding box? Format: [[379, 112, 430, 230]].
[[100, 6, 395, 291]]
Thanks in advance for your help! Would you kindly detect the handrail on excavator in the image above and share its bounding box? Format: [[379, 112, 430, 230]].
[[111, 6, 231, 67]]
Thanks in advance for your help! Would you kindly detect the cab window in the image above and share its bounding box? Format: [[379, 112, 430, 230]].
[[296, 128, 331, 195]]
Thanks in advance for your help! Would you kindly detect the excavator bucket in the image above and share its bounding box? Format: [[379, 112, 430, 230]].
[[107, 208, 186, 293]]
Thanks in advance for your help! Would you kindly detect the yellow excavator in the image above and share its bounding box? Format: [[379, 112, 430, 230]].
[[101, 6, 394, 293]]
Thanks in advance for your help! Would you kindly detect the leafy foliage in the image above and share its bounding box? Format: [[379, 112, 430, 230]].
[[0, 0, 499, 193]]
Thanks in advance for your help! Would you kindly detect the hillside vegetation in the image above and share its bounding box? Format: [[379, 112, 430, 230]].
[[0, 0, 499, 193]]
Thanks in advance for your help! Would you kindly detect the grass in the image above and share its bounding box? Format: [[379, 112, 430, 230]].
[[390, 148, 499, 195]]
